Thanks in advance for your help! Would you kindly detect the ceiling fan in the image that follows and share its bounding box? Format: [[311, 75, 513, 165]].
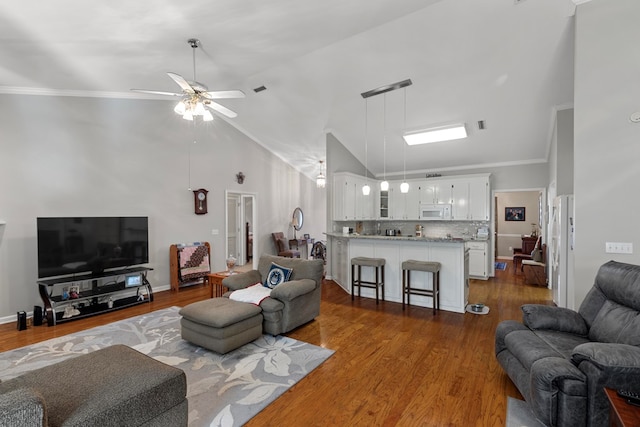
[[131, 38, 245, 120]]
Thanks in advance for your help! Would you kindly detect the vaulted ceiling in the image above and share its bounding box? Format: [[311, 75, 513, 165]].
[[0, 0, 577, 180]]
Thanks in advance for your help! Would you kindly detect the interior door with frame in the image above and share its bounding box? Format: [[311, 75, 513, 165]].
[[226, 191, 257, 269]]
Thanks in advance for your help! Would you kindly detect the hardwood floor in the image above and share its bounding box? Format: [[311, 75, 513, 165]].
[[0, 261, 552, 426]]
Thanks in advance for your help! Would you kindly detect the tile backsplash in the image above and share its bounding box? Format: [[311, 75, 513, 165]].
[[334, 220, 490, 239]]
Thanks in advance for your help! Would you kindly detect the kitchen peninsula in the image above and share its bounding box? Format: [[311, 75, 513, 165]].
[[327, 233, 469, 313]]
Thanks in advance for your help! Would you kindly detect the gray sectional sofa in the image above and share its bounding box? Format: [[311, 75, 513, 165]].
[[495, 260, 640, 427], [0, 344, 187, 427]]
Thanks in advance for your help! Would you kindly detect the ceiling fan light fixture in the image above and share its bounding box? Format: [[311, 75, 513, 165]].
[[202, 110, 214, 122], [194, 101, 206, 116], [174, 101, 186, 115], [403, 123, 468, 145], [132, 38, 245, 120]]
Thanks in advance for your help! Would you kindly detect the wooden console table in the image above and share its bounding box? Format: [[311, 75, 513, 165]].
[[605, 388, 640, 426]]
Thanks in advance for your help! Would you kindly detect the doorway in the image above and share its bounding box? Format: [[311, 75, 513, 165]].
[[225, 191, 257, 269], [493, 189, 545, 261]]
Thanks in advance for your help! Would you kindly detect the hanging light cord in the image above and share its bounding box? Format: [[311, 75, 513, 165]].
[[364, 99, 368, 180], [383, 93, 387, 182], [403, 87, 407, 182]]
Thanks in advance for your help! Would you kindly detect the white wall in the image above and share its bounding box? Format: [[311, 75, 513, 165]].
[[573, 0, 640, 308], [0, 94, 326, 321]]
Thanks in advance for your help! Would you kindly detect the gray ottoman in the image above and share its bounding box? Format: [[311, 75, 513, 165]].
[[0, 344, 188, 426], [180, 298, 263, 354]]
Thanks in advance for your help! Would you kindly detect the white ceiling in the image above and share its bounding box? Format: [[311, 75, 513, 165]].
[[0, 0, 576, 180]]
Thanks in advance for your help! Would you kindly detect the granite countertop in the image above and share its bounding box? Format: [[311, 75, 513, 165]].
[[324, 232, 474, 243]]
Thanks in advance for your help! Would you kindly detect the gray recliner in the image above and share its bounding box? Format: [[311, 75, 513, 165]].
[[495, 260, 640, 427], [222, 255, 323, 335]]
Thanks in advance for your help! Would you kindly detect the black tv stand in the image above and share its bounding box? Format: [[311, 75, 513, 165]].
[[38, 267, 154, 326]]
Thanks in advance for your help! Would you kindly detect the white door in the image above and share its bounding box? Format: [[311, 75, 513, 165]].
[[226, 194, 240, 262], [226, 191, 258, 270]]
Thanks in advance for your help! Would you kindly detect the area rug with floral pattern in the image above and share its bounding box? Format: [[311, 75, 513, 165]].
[[0, 306, 334, 427]]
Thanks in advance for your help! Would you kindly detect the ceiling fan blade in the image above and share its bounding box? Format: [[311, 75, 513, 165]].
[[203, 90, 246, 99], [205, 101, 238, 118], [167, 72, 195, 94], [130, 89, 183, 97]]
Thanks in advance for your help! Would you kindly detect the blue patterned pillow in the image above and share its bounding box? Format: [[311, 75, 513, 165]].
[[264, 263, 293, 289]]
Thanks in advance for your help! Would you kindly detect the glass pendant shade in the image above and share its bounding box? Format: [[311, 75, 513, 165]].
[[174, 101, 186, 115], [362, 183, 371, 195], [316, 160, 326, 188], [380, 180, 389, 191], [400, 181, 409, 193]]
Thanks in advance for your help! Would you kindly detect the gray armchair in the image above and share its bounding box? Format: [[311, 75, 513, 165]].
[[495, 260, 640, 427], [222, 255, 323, 335]]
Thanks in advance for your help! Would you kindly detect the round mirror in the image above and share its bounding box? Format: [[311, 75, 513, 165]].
[[292, 207, 304, 231]]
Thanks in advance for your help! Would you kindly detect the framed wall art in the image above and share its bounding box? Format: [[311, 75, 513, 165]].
[[505, 207, 525, 221]]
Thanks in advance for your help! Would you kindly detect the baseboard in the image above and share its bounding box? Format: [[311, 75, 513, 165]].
[[0, 283, 173, 326]]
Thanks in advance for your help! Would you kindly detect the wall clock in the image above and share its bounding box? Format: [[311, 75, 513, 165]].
[[193, 188, 208, 215]]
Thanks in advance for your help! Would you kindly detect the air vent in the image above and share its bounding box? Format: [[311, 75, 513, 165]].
[[253, 86, 267, 93]]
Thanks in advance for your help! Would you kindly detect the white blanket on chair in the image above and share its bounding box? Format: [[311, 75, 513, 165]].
[[229, 283, 271, 305]]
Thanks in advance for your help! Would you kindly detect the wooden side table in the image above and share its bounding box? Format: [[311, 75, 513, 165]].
[[207, 271, 236, 298], [605, 388, 640, 426]]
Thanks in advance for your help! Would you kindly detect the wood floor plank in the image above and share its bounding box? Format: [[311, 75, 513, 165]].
[[0, 261, 551, 425]]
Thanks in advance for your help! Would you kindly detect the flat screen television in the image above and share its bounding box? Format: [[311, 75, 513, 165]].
[[37, 216, 149, 278]]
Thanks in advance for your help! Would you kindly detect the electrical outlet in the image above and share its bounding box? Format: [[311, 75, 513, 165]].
[[605, 242, 633, 254], [211, 229, 219, 235], [508, 246, 513, 251]]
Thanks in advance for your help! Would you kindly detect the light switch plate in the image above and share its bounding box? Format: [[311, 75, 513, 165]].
[[605, 242, 633, 254]]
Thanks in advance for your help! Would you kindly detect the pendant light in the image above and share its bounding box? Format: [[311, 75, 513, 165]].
[[380, 93, 389, 192], [400, 87, 409, 193], [316, 160, 326, 189], [362, 98, 371, 196]]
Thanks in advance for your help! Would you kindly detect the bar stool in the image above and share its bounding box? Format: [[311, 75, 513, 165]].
[[351, 257, 385, 304], [402, 260, 440, 314]]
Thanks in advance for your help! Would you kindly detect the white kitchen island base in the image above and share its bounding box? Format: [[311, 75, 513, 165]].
[[327, 234, 469, 313]]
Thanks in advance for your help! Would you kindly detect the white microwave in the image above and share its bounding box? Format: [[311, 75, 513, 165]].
[[420, 203, 452, 220]]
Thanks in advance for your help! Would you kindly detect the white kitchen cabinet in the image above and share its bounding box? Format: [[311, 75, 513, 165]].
[[378, 189, 390, 219], [334, 173, 489, 222], [388, 181, 420, 220], [333, 173, 375, 220], [450, 175, 490, 220], [466, 240, 488, 279], [420, 180, 453, 205], [451, 180, 469, 220], [354, 175, 376, 220], [468, 176, 490, 220]]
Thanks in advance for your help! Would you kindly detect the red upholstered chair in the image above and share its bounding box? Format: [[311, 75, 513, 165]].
[[271, 232, 300, 258]]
